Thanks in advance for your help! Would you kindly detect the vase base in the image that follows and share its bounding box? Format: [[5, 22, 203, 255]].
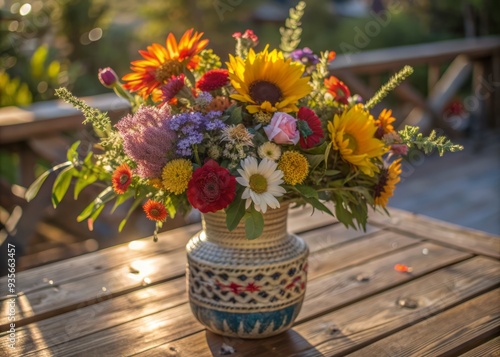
[[190, 301, 303, 338]]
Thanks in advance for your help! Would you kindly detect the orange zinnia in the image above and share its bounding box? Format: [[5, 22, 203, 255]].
[[122, 29, 208, 99], [143, 199, 168, 222], [112, 163, 132, 194], [324, 76, 350, 105]]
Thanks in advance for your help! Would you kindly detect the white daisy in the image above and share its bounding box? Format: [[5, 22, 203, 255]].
[[236, 157, 286, 213], [258, 142, 282, 161]]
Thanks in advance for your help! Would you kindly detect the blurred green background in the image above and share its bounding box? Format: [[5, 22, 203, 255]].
[[2, 0, 499, 108]]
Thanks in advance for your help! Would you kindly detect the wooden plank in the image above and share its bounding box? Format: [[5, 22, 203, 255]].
[[0, 93, 131, 144], [15, 242, 472, 356], [0, 223, 201, 299], [136, 256, 500, 357], [0, 276, 188, 356], [329, 36, 500, 74], [297, 242, 470, 322], [348, 289, 500, 356], [459, 337, 500, 357], [370, 207, 500, 258]]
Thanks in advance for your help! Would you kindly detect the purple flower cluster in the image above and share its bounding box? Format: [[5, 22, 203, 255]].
[[290, 47, 320, 66], [115, 106, 176, 179], [168, 111, 225, 157]]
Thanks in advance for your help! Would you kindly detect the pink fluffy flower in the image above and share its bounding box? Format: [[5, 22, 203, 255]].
[[264, 112, 300, 145], [115, 106, 176, 178]]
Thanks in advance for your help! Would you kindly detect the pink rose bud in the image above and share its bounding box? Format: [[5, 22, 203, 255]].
[[98, 67, 118, 88], [391, 144, 408, 155], [264, 112, 300, 145]]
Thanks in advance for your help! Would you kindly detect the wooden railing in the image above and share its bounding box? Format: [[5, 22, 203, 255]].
[[329, 36, 500, 134], [1, 36, 499, 270]]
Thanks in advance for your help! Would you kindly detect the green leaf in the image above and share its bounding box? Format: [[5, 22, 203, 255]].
[[183, 68, 196, 87], [73, 172, 98, 200], [25, 161, 72, 202], [111, 191, 134, 214], [294, 184, 318, 198], [119, 197, 143, 232], [51, 166, 76, 208], [324, 169, 341, 176], [304, 154, 324, 171], [225, 186, 246, 231], [244, 209, 264, 240], [77, 187, 115, 222], [228, 106, 243, 125], [67, 141, 81, 163], [304, 197, 334, 216], [87, 205, 105, 231]]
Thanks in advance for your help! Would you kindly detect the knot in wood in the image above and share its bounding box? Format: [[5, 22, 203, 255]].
[[396, 297, 418, 309], [356, 273, 371, 282]]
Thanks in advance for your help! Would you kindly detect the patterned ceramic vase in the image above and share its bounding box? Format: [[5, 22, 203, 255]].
[[186, 202, 309, 338]]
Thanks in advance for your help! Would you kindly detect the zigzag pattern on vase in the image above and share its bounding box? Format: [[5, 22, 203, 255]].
[[190, 301, 303, 338], [187, 248, 308, 311]]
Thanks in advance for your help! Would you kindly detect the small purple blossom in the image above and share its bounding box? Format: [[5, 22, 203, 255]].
[[116, 106, 175, 178], [290, 47, 320, 66], [195, 92, 213, 107], [168, 111, 226, 157]]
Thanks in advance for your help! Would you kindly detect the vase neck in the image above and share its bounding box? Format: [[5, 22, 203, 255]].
[[201, 203, 290, 246]]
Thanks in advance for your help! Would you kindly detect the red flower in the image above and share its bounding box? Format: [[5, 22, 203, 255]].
[[187, 159, 236, 213], [161, 74, 185, 102], [324, 76, 350, 105], [143, 199, 168, 221], [112, 163, 132, 194], [196, 69, 229, 92], [297, 107, 324, 149]]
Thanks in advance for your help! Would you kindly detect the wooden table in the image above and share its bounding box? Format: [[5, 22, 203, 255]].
[[1, 207, 499, 356]]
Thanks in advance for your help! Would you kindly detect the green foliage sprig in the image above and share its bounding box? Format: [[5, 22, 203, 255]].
[[279, 1, 306, 56], [55, 88, 111, 135], [365, 65, 414, 110], [399, 126, 464, 156]]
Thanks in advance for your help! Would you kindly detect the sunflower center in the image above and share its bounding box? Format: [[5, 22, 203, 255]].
[[373, 169, 389, 198], [155, 60, 183, 83], [249, 174, 268, 194], [344, 133, 358, 152], [249, 81, 282, 105]]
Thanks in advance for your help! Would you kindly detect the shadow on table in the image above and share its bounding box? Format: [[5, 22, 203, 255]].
[[205, 329, 324, 356]]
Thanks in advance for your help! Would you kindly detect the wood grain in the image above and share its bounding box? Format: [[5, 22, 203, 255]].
[[370, 208, 500, 258], [459, 337, 500, 357], [348, 289, 500, 357]]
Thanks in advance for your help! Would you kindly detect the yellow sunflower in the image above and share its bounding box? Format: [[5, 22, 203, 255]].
[[226, 46, 312, 114], [122, 29, 208, 99], [328, 104, 387, 176], [374, 159, 402, 207]]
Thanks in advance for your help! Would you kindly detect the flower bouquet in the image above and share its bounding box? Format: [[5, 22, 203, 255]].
[[25, 1, 463, 338], [27, 2, 461, 240]]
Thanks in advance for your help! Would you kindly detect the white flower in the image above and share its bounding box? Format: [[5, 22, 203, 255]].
[[236, 157, 286, 213], [258, 142, 282, 161]]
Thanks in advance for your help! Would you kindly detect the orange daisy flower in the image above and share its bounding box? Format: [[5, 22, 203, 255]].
[[324, 76, 350, 105], [122, 29, 208, 99], [112, 163, 132, 194], [375, 109, 396, 138], [143, 199, 168, 222]]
